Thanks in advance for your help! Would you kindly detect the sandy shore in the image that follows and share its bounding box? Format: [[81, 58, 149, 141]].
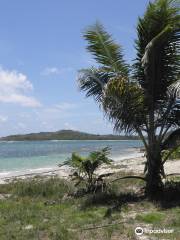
[[0, 156, 179, 184], [98, 157, 180, 176]]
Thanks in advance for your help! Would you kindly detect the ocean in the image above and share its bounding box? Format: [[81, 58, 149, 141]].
[[0, 140, 143, 177]]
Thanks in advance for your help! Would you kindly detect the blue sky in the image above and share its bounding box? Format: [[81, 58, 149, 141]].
[[0, 0, 150, 136]]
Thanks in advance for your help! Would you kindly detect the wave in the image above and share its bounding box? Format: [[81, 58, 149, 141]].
[[0, 171, 11, 177], [0, 141, 16, 143], [111, 148, 144, 161], [0, 166, 59, 179]]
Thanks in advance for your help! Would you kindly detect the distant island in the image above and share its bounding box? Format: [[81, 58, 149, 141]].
[[0, 130, 140, 141]]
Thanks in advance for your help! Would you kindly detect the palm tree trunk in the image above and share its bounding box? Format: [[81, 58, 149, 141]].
[[146, 145, 163, 197], [145, 115, 164, 197], [145, 102, 164, 198]]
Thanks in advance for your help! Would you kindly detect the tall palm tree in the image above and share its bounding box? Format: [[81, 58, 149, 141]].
[[77, 0, 180, 197]]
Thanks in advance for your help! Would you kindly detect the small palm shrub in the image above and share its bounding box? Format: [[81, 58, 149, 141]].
[[162, 147, 180, 160], [64, 147, 112, 194]]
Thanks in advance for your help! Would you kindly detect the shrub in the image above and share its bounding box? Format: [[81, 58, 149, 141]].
[[64, 147, 112, 193]]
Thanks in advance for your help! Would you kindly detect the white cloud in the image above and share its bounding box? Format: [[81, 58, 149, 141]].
[[41, 66, 73, 76], [42, 67, 59, 75], [0, 67, 41, 107], [42, 102, 77, 115], [54, 102, 77, 111], [0, 115, 8, 123], [64, 122, 77, 130]]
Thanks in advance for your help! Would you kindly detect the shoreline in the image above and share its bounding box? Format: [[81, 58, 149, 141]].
[[0, 149, 144, 180], [0, 155, 179, 184]]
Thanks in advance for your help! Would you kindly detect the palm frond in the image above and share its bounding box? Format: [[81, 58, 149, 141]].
[[84, 22, 129, 76], [134, 0, 180, 104], [162, 128, 180, 149], [89, 147, 112, 165], [103, 77, 146, 133], [167, 82, 180, 127], [77, 68, 112, 102], [65, 152, 84, 168], [168, 80, 180, 98], [156, 84, 180, 128]]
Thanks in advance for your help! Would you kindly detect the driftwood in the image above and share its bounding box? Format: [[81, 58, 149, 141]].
[[79, 220, 126, 231], [111, 175, 146, 183], [166, 173, 180, 177]]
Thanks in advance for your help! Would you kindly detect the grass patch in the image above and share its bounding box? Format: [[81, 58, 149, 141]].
[[0, 174, 179, 239], [0, 177, 73, 199], [136, 212, 165, 223]]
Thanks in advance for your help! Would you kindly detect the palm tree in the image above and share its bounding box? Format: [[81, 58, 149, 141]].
[[77, 0, 180, 197], [65, 147, 112, 193]]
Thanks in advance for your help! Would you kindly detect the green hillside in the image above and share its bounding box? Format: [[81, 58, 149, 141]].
[[0, 130, 139, 141]]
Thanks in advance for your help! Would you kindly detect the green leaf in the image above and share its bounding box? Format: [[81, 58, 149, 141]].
[[84, 22, 129, 76]]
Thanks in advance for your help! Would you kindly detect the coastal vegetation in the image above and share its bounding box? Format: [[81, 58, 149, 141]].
[[0, 175, 179, 239], [64, 147, 112, 194], [163, 146, 180, 161], [78, 0, 180, 197], [0, 130, 140, 141]]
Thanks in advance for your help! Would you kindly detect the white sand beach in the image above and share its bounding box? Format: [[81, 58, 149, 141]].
[[0, 156, 179, 184]]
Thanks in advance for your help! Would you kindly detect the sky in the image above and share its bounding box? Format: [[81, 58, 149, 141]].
[[0, 0, 150, 136]]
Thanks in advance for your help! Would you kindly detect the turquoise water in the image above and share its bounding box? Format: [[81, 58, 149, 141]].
[[0, 140, 142, 176]]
